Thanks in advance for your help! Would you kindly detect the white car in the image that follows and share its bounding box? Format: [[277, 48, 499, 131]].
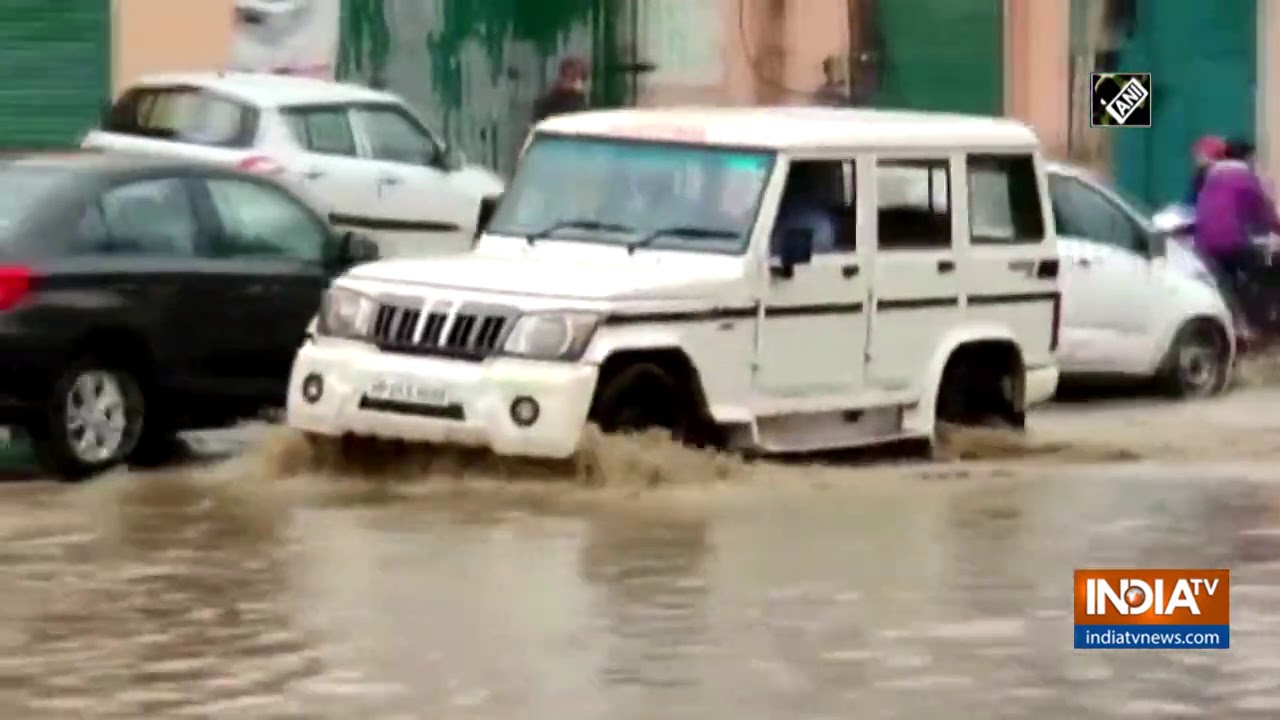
[[284, 107, 1061, 459], [83, 72, 504, 257], [1047, 163, 1235, 396]]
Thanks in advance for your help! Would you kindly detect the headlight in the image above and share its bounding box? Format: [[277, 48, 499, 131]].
[[501, 311, 600, 360], [317, 286, 378, 339]]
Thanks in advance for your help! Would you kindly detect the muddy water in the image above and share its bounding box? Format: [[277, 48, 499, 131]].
[[2, 390, 1280, 718]]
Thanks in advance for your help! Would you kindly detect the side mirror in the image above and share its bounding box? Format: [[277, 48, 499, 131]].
[[771, 228, 814, 279], [475, 194, 500, 236], [336, 231, 380, 266], [435, 143, 464, 171]]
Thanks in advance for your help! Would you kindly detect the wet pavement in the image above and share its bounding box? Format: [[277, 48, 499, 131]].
[[1, 389, 1280, 718]]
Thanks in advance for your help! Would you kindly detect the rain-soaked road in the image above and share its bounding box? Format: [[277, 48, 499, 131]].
[[3, 384, 1280, 719]]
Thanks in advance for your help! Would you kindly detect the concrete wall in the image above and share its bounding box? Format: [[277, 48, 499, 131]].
[[1259, 0, 1279, 190], [110, 0, 235, 97], [1005, 0, 1071, 159]]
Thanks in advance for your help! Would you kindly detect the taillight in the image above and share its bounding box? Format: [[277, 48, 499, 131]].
[[1049, 292, 1061, 352], [235, 155, 285, 176], [0, 265, 35, 311]]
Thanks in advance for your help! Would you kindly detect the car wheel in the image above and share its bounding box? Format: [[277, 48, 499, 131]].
[[28, 360, 146, 481], [1158, 319, 1230, 398], [589, 362, 692, 439]]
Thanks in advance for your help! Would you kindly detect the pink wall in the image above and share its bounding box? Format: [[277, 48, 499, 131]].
[[111, 0, 235, 96], [1004, 0, 1071, 159]]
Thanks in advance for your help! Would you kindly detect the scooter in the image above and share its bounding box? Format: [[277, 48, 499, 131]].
[[1153, 203, 1280, 348]]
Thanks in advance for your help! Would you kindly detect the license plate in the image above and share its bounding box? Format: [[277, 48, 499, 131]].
[[366, 377, 449, 406]]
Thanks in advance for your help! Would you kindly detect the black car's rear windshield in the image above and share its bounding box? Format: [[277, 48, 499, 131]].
[[0, 166, 71, 243], [103, 86, 258, 148]]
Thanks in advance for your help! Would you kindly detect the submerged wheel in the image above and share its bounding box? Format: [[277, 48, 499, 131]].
[[28, 360, 146, 481], [590, 362, 689, 436], [1158, 319, 1230, 398]]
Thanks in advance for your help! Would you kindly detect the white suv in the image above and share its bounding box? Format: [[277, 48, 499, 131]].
[[286, 107, 1061, 458], [83, 72, 504, 257]]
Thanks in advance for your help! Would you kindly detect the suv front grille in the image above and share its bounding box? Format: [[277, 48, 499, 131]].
[[369, 298, 516, 360]]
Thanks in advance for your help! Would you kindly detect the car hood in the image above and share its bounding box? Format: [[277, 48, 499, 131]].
[[343, 244, 743, 303]]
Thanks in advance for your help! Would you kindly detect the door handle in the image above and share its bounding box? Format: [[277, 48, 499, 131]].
[[302, 168, 325, 180], [936, 259, 955, 274], [841, 264, 860, 278], [1075, 257, 1092, 268], [378, 175, 401, 186], [244, 283, 272, 295]]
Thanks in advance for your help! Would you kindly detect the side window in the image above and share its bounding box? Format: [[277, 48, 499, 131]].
[[204, 179, 327, 262], [1048, 175, 1145, 253], [283, 107, 357, 156], [876, 159, 951, 249], [76, 178, 199, 256], [353, 106, 441, 166], [771, 159, 854, 254], [967, 154, 1045, 244], [103, 87, 257, 148]]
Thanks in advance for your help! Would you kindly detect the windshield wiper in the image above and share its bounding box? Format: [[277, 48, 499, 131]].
[[526, 219, 633, 245], [626, 226, 740, 254]]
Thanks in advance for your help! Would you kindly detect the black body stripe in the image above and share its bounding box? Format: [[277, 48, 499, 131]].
[[877, 296, 960, 310], [968, 291, 1059, 305], [602, 292, 1054, 326], [330, 213, 461, 233]]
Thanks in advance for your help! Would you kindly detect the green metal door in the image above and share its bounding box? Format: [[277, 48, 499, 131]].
[[339, 0, 632, 177], [0, 1, 110, 149], [1113, 0, 1256, 206], [872, 0, 1003, 115]]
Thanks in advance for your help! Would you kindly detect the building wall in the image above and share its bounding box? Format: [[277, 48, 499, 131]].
[[110, 0, 235, 97], [1005, 0, 1071, 159], [104, 0, 1072, 166], [1259, 0, 1279, 190]]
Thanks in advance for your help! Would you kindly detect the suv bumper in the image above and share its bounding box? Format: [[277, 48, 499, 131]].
[[1025, 364, 1059, 407], [285, 339, 598, 459]]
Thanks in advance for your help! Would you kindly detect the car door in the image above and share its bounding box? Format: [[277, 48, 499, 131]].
[[348, 103, 478, 256], [193, 175, 334, 401], [756, 158, 869, 397], [866, 155, 963, 396], [71, 175, 233, 397], [276, 104, 383, 230], [1048, 173, 1156, 372]]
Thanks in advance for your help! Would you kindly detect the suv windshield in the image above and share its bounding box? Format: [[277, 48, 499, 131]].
[[103, 87, 257, 148], [487, 135, 774, 254]]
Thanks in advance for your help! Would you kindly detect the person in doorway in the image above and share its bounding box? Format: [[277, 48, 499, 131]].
[[770, 164, 840, 256], [533, 56, 590, 123], [1194, 137, 1280, 334], [1184, 134, 1227, 205], [812, 56, 851, 107]]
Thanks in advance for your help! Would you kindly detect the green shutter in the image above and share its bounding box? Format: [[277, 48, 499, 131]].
[[874, 0, 1004, 115], [0, 1, 110, 149]]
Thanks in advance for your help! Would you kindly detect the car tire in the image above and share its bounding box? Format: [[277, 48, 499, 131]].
[[28, 359, 146, 481], [589, 362, 698, 441], [1157, 319, 1230, 399]]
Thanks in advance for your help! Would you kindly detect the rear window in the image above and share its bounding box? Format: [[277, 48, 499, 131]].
[[103, 87, 258, 148], [0, 167, 70, 240]]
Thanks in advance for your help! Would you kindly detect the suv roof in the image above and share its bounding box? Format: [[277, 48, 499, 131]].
[[125, 71, 400, 109], [538, 107, 1040, 151]]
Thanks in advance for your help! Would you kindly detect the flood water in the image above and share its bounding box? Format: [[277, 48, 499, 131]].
[[3, 386, 1280, 718]]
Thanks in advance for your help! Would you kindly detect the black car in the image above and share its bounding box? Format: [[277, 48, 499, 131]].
[[0, 153, 378, 479]]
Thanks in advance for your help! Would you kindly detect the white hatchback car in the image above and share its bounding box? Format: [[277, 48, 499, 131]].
[[1046, 163, 1235, 396], [83, 72, 505, 257]]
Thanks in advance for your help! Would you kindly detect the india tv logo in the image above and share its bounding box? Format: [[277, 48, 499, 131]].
[[1073, 569, 1229, 649]]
